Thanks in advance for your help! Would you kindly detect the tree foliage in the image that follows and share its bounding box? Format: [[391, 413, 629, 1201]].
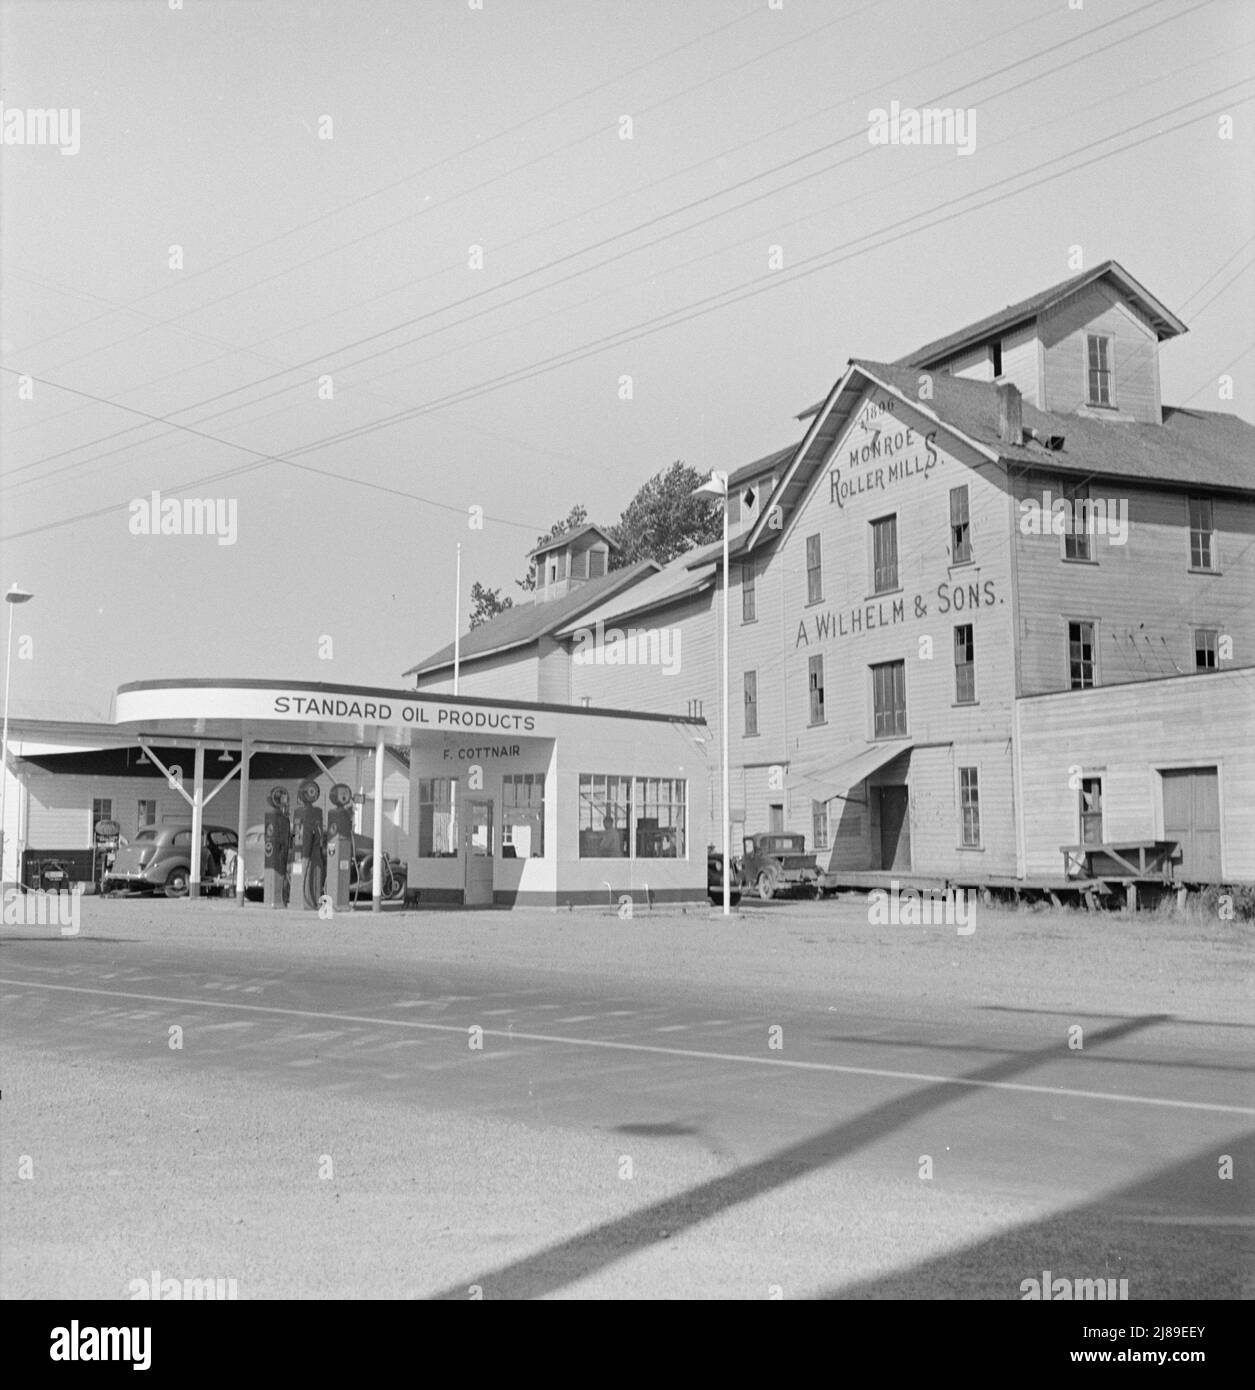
[[516, 503, 589, 591], [468, 581, 513, 629], [608, 460, 721, 569]]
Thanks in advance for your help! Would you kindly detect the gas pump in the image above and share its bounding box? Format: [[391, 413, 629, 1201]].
[[93, 819, 121, 894], [263, 786, 291, 908], [288, 779, 325, 911], [324, 782, 354, 911]]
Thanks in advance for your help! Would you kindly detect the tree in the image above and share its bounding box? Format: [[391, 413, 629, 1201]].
[[608, 460, 721, 569], [468, 581, 513, 629], [517, 503, 589, 591]]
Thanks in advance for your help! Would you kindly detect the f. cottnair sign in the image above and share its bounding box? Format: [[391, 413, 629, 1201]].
[[112, 681, 550, 736]]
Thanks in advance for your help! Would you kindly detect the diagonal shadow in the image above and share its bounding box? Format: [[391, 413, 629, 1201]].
[[427, 1012, 1172, 1299]]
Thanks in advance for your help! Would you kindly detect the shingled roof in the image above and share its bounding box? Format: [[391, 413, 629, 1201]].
[[402, 560, 657, 678]]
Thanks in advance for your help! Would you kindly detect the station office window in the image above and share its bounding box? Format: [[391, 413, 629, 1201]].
[[954, 623, 976, 704], [958, 767, 981, 848], [417, 777, 457, 857], [871, 514, 898, 593], [578, 774, 631, 858], [808, 654, 825, 725], [949, 486, 971, 564], [1194, 627, 1219, 672], [1188, 496, 1216, 571], [1087, 333, 1113, 407], [92, 797, 112, 828], [501, 773, 545, 858], [744, 669, 758, 736], [872, 660, 907, 737], [136, 799, 156, 829], [1068, 620, 1096, 689], [741, 559, 757, 623], [812, 799, 829, 852], [634, 778, 686, 859], [805, 534, 823, 604]]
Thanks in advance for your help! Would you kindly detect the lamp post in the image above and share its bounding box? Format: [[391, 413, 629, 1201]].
[[0, 584, 34, 888], [693, 472, 730, 915]]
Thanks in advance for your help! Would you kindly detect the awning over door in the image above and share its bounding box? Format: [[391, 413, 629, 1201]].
[[789, 741, 914, 804]]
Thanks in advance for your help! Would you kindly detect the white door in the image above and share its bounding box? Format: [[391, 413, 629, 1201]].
[[463, 799, 495, 906]]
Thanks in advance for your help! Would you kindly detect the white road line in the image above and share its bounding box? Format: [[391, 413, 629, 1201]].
[[554, 1015, 598, 1023], [2, 976, 1251, 1117], [655, 1025, 690, 1033]]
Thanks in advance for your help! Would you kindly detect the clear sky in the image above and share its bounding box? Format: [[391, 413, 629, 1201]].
[[2, 0, 1252, 717]]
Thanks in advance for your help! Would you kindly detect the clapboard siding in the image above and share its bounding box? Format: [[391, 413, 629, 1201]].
[[1000, 322, 1039, 403], [1040, 282, 1161, 423], [413, 645, 540, 700], [1016, 668, 1255, 881], [1012, 469, 1255, 694], [948, 344, 993, 381], [758, 382, 1021, 873]]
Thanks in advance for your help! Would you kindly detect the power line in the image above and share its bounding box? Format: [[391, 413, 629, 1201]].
[[7, 0, 1213, 487], [4, 87, 1245, 545]]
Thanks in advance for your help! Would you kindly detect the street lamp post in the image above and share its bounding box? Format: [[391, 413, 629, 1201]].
[[693, 473, 731, 915], [0, 584, 35, 888]]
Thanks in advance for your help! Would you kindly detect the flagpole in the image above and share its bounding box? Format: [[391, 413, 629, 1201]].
[[453, 543, 462, 696]]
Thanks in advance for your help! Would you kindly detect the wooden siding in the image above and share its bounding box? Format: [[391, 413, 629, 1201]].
[[413, 645, 541, 701], [1039, 281, 1161, 423], [1015, 668, 1255, 881], [947, 344, 994, 381], [750, 382, 1021, 874], [1011, 468, 1255, 695], [1000, 322, 1039, 404]]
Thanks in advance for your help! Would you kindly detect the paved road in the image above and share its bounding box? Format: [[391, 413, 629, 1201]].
[[1, 912, 1252, 1299]]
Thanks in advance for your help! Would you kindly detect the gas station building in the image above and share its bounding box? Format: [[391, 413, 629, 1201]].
[[2, 678, 709, 909]]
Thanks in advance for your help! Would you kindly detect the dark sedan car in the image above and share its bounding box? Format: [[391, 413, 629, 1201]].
[[103, 824, 238, 897], [707, 846, 742, 906]]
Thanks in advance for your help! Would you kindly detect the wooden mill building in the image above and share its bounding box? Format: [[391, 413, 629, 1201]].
[[410, 259, 1254, 889]]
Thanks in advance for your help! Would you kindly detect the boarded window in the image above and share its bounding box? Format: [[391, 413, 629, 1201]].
[[741, 560, 757, 623], [872, 660, 907, 737], [806, 534, 823, 604], [744, 670, 758, 736], [954, 624, 976, 703], [871, 515, 898, 592]]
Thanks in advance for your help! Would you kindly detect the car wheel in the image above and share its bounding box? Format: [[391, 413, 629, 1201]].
[[756, 871, 775, 901], [164, 867, 190, 898]]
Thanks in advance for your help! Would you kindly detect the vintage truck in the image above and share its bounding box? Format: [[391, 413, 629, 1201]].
[[740, 832, 822, 900]]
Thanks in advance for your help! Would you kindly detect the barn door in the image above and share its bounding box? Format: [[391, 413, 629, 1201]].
[[1162, 768, 1221, 882]]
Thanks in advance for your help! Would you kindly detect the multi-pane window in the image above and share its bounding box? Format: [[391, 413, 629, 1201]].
[[1063, 479, 1091, 561], [949, 486, 971, 563], [92, 798, 113, 828], [806, 534, 823, 603], [812, 800, 830, 852], [501, 773, 545, 858], [741, 560, 757, 623], [578, 774, 631, 858], [872, 660, 907, 737], [871, 515, 899, 592], [1068, 620, 1096, 689], [1087, 333, 1112, 406], [1079, 777, 1104, 845], [744, 670, 758, 735], [958, 767, 981, 848], [808, 654, 825, 725], [634, 778, 686, 859], [1194, 628, 1219, 672], [417, 778, 457, 857], [1188, 496, 1215, 571], [136, 799, 156, 828], [954, 624, 976, 703]]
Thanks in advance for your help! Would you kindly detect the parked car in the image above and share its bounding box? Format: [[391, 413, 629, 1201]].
[[103, 824, 238, 898], [240, 823, 270, 901], [740, 832, 821, 900], [707, 846, 742, 906], [348, 835, 407, 901]]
